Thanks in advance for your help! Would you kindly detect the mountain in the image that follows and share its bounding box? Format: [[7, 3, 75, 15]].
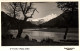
[[32, 14, 57, 22], [1, 11, 36, 29], [30, 14, 57, 25], [40, 11, 78, 28]]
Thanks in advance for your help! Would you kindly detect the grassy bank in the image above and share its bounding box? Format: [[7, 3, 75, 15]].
[[2, 38, 78, 46]]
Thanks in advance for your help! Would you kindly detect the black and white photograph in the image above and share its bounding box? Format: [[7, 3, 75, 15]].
[[1, 2, 79, 46]]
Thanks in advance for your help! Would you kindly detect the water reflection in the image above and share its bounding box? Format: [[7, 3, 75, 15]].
[[9, 28, 78, 42]]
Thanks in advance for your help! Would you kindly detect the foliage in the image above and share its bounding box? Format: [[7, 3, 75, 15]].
[[57, 2, 78, 12], [57, 2, 78, 27]]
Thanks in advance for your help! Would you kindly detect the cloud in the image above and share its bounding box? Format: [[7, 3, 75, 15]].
[[1, 2, 63, 21], [30, 13, 57, 22]]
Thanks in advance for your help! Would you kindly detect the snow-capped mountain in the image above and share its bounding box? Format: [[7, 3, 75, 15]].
[[30, 14, 57, 25], [32, 14, 57, 22]]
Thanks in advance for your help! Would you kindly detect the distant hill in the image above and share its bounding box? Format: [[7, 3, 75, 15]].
[[1, 11, 36, 29], [30, 14, 57, 25], [40, 11, 78, 28], [30, 19, 45, 25]]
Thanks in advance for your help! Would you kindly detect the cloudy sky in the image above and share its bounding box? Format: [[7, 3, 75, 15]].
[[1, 2, 63, 21]]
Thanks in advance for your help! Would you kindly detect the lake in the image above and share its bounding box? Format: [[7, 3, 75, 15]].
[[8, 28, 78, 42]]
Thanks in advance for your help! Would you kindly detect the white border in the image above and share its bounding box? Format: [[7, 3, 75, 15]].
[[0, 0, 80, 51]]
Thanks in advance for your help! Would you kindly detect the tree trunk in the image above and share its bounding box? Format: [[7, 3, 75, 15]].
[[16, 25, 23, 38], [16, 17, 28, 38], [64, 27, 68, 40], [14, 9, 16, 18], [16, 20, 24, 38]]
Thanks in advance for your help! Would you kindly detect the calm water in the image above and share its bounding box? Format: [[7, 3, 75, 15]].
[[9, 28, 78, 42]]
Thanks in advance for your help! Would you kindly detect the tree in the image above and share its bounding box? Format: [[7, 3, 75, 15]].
[[57, 2, 78, 40], [5, 2, 38, 38], [16, 2, 39, 38], [6, 2, 18, 18]]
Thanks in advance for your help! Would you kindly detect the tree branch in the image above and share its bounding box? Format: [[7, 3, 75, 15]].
[[25, 2, 32, 14], [24, 2, 27, 13], [10, 3, 15, 9], [27, 8, 36, 18], [20, 3, 24, 13]]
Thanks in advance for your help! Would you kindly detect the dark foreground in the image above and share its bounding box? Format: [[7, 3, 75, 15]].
[[2, 38, 78, 46]]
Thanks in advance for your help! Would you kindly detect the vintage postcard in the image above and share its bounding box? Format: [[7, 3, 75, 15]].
[[0, 0, 80, 51]]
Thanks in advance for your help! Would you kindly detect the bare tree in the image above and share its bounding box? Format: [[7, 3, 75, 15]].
[[16, 2, 39, 38], [4, 2, 38, 38]]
